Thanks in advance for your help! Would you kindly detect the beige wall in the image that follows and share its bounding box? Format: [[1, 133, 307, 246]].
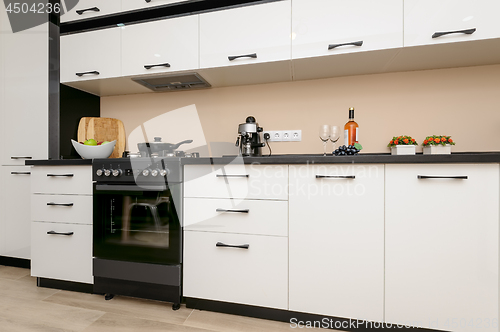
[[101, 64, 500, 156]]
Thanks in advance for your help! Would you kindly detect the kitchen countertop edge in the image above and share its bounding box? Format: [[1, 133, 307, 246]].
[[25, 159, 93, 166]]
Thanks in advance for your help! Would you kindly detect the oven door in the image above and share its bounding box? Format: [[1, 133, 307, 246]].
[[93, 184, 181, 265]]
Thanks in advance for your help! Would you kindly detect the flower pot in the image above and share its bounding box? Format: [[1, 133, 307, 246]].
[[391, 145, 416, 155], [423, 144, 452, 155]]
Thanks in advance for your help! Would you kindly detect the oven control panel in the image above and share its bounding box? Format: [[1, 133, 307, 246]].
[[92, 158, 182, 183]]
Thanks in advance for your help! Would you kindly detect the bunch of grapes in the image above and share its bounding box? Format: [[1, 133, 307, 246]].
[[333, 145, 360, 156]]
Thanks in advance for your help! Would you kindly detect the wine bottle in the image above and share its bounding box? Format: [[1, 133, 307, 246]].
[[344, 107, 359, 146]]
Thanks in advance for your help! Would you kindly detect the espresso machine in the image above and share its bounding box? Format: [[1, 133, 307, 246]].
[[236, 116, 265, 156]]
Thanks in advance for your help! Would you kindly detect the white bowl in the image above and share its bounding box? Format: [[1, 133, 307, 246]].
[[71, 139, 117, 159]]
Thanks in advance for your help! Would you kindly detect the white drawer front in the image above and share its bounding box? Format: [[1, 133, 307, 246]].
[[183, 231, 288, 309], [184, 198, 287, 236], [61, 0, 121, 23], [31, 222, 93, 284], [184, 164, 288, 200], [122, 0, 185, 13], [31, 166, 92, 195], [31, 194, 92, 225]]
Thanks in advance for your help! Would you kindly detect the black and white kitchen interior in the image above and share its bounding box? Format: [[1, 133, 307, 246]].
[[2, 0, 500, 331]]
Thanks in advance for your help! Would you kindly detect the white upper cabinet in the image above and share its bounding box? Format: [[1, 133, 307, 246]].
[[60, 28, 121, 83], [121, 0, 184, 12], [61, 0, 122, 23], [199, 0, 292, 69], [404, 0, 500, 47], [292, 0, 403, 59], [121, 15, 199, 77]]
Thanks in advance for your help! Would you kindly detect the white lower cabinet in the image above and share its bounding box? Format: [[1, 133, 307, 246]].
[[288, 164, 385, 321], [31, 222, 93, 284], [385, 164, 499, 332], [183, 230, 288, 309]]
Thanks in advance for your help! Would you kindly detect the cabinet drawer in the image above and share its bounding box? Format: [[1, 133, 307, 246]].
[[183, 231, 288, 309], [31, 166, 92, 195], [31, 222, 93, 284], [184, 164, 288, 200], [31, 194, 92, 225], [61, 0, 121, 23], [184, 198, 287, 236]]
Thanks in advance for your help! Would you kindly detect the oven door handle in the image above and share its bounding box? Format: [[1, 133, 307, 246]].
[[95, 184, 167, 191]]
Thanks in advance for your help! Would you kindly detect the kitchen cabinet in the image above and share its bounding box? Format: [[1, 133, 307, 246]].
[[0, 166, 32, 259], [121, 15, 199, 77], [60, 27, 121, 83], [31, 165, 93, 284], [288, 164, 384, 321], [121, 0, 184, 13], [61, 0, 121, 23], [199, 0, 291, 69], [385, 164, 499, 332], [404, 0, 500, 47]]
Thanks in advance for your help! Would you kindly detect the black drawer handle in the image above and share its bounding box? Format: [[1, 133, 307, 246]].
[[432, 28, 476, 39], [216, 208, 249, 213], [417, 175, 468, 179], [47, 231, 74, 236], [47, 202, 74, 207], [11, 172, 31, 175], [76, 71, 100, 77], [328, 40, 363, 50], [216, 242, 249, 249], [228, 53, 257, 61], [316, 175, 356, 179], [216, 174, 249, 178], [144, 63, 171, 69], [76, 7, 100, 15], [47, 174, 74, 177], [11, 156, 32, 159]]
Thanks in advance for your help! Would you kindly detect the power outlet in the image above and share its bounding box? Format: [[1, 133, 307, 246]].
[[263, 130, 301, 142], [264, 131, 282, 142], [282, 131, 292, 141], [291, 130, 302, 142]]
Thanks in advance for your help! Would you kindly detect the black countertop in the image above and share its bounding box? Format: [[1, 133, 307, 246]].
[[26, 159, 93, 166]]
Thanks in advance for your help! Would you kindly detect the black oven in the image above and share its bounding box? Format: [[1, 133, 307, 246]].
[[92, 157, 183, 309]]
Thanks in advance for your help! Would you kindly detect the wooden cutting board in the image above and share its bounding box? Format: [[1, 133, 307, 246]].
[[77, 117, 126, 158]]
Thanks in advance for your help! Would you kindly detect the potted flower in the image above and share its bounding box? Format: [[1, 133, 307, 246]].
[[422, 135, 455, 155], [388, 135, 418, 155]]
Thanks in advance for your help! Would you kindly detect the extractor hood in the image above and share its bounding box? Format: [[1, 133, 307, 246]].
[[132, 72, 211, 92]]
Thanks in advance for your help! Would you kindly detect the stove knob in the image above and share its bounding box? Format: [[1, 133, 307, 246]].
[[142, 169, 150, 177], [112, 169, 123, 177], [159, 169, 170, 177], [151, 169, 159, 177], [104, 169, 112, 177], [96, 169, 104, 177]]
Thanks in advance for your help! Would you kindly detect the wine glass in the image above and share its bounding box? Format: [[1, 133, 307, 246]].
[[319, 125, 330, 156], [330, 126, 340, 151]]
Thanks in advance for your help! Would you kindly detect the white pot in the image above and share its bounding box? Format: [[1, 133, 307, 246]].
[[423, 144, 452, 155], [391, 145, 416, 155]]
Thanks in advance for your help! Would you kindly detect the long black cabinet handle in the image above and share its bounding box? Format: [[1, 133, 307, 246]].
[[11, 172, 31, 175], [47, 231, 74, 236], [432, 28, 476, 39], [11, 156, 32, 159], [144, 63, 171, 69], [316, 175, 356, 179], [76, 7, 100, 15], [216, 174, 249, 178], [328, 41, 363, 50], [47, 174, 74, 177], [417, 175, 468, 179], [216, 208, 250, 213], [76, 71, 100, 77], [216, 242, 249, 249], [47, 202, 74, 207], [228, 53, 257, 61]]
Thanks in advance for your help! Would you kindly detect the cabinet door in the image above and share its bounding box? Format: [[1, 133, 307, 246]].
[[121, 15, 198, 77], [385, 164, 499, 332], [121, 0, 184, 12], [60, 28, 121, 83], [61, 0, 121, 23], [1, 166, 32, 259], [1, 24, 48, 165], [404, 0, 500, 47], [292, 0, 403, 59], [199, 1, 291, 69], [289, 164, 384, 321]]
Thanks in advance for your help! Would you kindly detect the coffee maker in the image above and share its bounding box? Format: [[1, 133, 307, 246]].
[[236, 116, 265, 157]]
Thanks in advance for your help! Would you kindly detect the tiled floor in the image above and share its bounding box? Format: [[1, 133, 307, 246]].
[[0, 265, 298, 332]]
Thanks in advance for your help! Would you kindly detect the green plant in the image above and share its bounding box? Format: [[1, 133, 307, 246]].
[[422, 135, 455, 146]]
